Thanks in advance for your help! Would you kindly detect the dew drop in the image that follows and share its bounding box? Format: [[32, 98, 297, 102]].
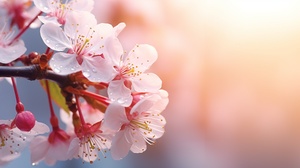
[[117, 98, 126, 104], [32, 162, 38, 166], [43, 6, 49, 11], [92, 68, 97, 73], [54, 68, 61, 73], [83, 71, 90, 77], [45, 39, 50, 43]]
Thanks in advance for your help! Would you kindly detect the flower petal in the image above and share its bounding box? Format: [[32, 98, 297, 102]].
[[124, 44, 158, 73], [33, 0, 51, 13], [30, 121, 50, 135], [108, 80, 133, 107], [30, 136, 49, 164], [130, 130, 147, 153], [103, 103, 128, 131], [38, 16, 61, 26], [130, 94, 160, 115], [49, 52, 81, 75], [69, 0, 94, 12], [81, 56, 116, 82], [105, 36, 124, 65], [0, 40, 26, 64], [67, 137, 80, 159], [110, 129, 132, 160], [131, 73, 162, 92], [64, 11, 97, 39], [40, 23, 71, 51]]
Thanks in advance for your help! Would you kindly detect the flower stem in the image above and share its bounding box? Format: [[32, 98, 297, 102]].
[[75, 95, 86, 125], [45, 80, 55, 117], [79, 90, 109, 106], [11, 77, 20, 103], [9, 11, 43, 46]]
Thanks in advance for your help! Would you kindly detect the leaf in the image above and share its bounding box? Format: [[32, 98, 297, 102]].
[[40, 80, 69, 113]]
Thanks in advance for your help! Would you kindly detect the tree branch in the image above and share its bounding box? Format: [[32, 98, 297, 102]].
[[0, 65, 71, 87]]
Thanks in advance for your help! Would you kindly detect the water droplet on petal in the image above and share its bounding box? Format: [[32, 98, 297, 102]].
[[117, 98, 126, 104], [54, 68, 61, 73], [83, 71, 90, 77], [32, 162, 38, 166], [92, 68, 97, 73], [45, 39, 50, 43]]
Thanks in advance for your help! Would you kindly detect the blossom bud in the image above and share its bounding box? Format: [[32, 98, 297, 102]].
[[15, 111, 36, 132]]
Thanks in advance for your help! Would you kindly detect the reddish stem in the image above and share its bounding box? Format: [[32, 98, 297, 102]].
[[79, 90, 109, 106], [45, 80, 56, 118], [75, 95, 86, 125], [11, 77, 20, 103], [9, 11, 43, 46]]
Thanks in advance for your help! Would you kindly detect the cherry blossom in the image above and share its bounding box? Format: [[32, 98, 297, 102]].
[[33, 0, 94, 25], [0, 20, 26, 64], [30, 129, 72, 165], [60, 101, 112, 163], [40, 11, 125, 82], [105, 37, 162, 106], [67, 121, 112, 163], [0, 120, 49, 165], [103, 90, 168, 160], [0, 0, 40, 29]]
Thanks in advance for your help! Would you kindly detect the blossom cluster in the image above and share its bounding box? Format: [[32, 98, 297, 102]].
[[0, 0, 168, 166]]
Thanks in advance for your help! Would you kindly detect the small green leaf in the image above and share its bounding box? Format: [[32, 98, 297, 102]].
[[40, 80, 69, 113]]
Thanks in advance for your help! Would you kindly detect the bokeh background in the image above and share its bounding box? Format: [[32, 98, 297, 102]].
[[1, 0, 300, 167]]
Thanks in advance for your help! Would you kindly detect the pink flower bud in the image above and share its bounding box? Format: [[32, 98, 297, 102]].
[[15, 111, 36, 132]]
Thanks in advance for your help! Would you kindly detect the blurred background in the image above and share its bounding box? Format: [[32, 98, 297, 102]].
[[1, 0, 300, 167]]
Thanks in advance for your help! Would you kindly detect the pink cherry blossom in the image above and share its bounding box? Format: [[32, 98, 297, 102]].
[[0, 120, 49, 165], [60, 101, 112, 163], [33, 0, 94, 25], [30, 129, 72, 165], [67, 121, 113, 163], [105, 37, 162, 106], [103, 90, 168, 160], [0, 20, 26, 64], [0, 0, 41, 29], [40, 11, 125, 82]]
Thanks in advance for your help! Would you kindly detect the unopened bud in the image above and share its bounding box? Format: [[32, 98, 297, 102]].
[[15, 111, 36, 132]]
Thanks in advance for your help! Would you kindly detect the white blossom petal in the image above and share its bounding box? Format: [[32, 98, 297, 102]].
[[30, 136, 49, 164], [38, 16, 61, 26], [69, 0, 94, 12], [67, 137, 80, 159], [108, 80, 133, 107], [104, 103, 128, 131], [130, 130, 147, 153], [81, 56, 116, 82], [40, 23, 72, 51], [64, 11, 97, 39], [131, 73, 162, 93], [49, 52, 81, 75], [33, 0, 51, 13], [110, 129, 132, 160], [105, 36, 124, 65], [0, 40, 26, 64], [124, 44, 158, 73]]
